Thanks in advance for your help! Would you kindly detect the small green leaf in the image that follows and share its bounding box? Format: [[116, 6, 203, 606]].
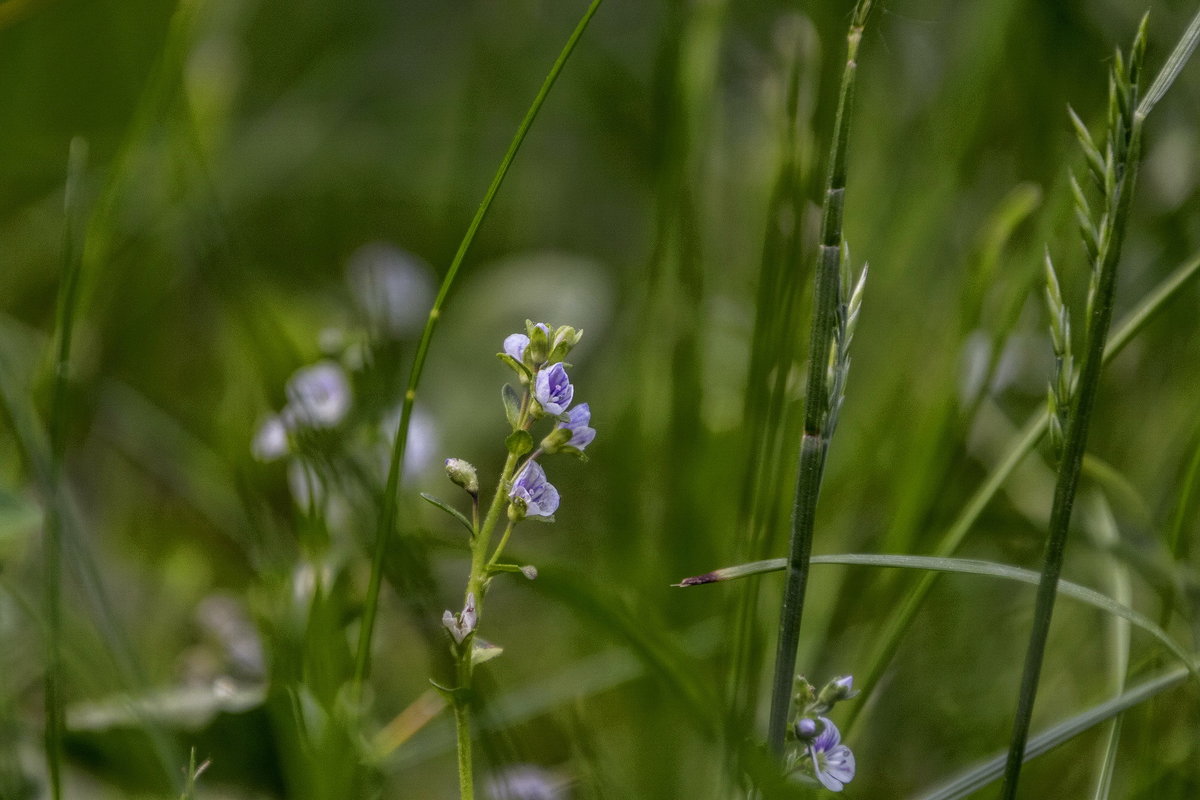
[[496, 352, 531, 381], [471, 639, 504, 666], [419, 493, 473, 534], [505, 430, 533, 456], [502, 384, 522, 429]]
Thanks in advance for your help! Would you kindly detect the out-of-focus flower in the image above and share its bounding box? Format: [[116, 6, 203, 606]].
[[534, 363, 573, 416], [346, 242, 435, 337], [380, 405, 438, 478], [286, 361, 351, 428], [508, 461, 559, 519], [484, 764, 567, 800], [252, 415, 289, 461], [806, 717, 855, 792]]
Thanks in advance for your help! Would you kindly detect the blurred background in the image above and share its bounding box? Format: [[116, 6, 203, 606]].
[[1, 0, 1199, 797]]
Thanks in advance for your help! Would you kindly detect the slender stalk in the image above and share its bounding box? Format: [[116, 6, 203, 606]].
[[1000, 21, 1148, 797], [351, 0, 604, 695], [766, 1, 872, 755], [43, 137, 88, 800]]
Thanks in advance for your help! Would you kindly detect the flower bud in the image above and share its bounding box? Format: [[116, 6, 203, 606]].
[[793, 716, 824, 743], [525, 320, 551, 365], [816, 675, 858, 710], [548, 325, 583, 363], [444, 458, 479, 496]]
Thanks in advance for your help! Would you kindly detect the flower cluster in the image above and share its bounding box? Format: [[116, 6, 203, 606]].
[[437, 321, 594, 648], [499, 321, 595, 520], [788, 675, 858, 792]]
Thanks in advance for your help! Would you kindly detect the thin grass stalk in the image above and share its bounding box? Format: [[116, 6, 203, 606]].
[[43, 138, 89, 800], [999, 20, 1148, 797], [766, 0, 872, 755], [350, 0, 604, 695], [726, 24, 812, 752]]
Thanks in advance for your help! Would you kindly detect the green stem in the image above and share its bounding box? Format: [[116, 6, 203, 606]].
[[766, 3, 870, 755], [44, 138, 88, 800], [999, 73, 1145, 800], [350, 0, 604, 696], [453, 682, 475, 800]]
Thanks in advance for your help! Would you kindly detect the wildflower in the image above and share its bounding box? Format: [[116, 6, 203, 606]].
[[556, 403, 594, 450], [534, 363, 574, 416], [251, 414, 289, 461], [541, 402, 595, 454], [286, 361, 351, 428], [508, 461, 560, 519], [504, 333, 530, 363], [346, 242, 435, 337], [484, 764, 565, 800], [442, 593, 477, 644], [804, 717, 855, 792]]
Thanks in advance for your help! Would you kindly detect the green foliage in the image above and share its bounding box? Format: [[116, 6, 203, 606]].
[[2, 1, 1200, 798]]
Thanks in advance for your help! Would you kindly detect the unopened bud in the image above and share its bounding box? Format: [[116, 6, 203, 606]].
[[444, 458, 479, 496]]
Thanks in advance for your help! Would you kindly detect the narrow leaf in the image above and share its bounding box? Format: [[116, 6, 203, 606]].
[[419, 492, 473, 534]]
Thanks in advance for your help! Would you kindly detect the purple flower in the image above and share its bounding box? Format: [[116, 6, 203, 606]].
[[509, 461, 560, 518], [808, 717, 855, 792], [485, 764, 565, 800], [534, 363, 574, 416], [503, 333, 530, 362], [555, 403, 595, 451], [504, 323, 551, 364]]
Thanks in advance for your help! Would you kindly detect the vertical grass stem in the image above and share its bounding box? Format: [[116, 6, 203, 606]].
[[766, 2, 871, 755]]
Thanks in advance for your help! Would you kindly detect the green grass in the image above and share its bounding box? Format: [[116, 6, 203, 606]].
[[2, 1, 1200, 798]]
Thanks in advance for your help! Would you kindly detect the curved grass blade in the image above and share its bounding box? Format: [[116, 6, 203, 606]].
[[353, 0, 606, 695], [912, 660, 1196, 800], [675, 553, 1198, 682]]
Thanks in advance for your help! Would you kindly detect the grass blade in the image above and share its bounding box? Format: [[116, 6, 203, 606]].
[[912, 661, 1196, 800], [677, 552, 1197, 681]]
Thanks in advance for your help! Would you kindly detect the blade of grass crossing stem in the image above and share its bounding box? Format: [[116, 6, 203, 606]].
[[352, 0, 605, 697], [842, 246, 1200, 733], [1000, 20, 1148, 797], [766, 0, 873, 755], [43, 136, 88, 800], [913, 661, 1197, 800], [678, 552, 1197, 680]]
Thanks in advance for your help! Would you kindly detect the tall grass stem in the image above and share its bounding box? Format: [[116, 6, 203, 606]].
[[765, 0, 872, 755], [43, 137, 89, 800]]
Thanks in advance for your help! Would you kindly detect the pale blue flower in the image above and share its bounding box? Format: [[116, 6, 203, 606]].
[[534, 363, 574, 416], [555, 403, 595, 451], [252, 414, 289, 461], [808, 717, 855, 792], [285, 361, 351, 428], [503, 333, 530, 362], [509, 461, 560, 518], [485, 764, 565, 800], [346, 242, 435, 337]]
